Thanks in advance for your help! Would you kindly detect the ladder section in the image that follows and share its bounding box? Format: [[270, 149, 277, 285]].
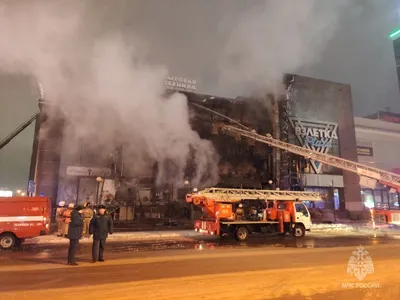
[[198, 187, 323, 202], [222, 125, 400, 189], [0, 113, 39, 151]]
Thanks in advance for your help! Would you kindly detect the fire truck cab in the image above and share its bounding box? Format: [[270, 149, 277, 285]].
[[187, 188, 320, 241]]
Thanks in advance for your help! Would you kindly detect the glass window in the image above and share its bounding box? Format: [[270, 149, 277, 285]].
[[295, 203, 309, 217], [362, 190, 374, 208], [373, 190, 382, 203], [381, 190, 389, 203], [389, 193, 400, 210], [373, 190, 382, 208]]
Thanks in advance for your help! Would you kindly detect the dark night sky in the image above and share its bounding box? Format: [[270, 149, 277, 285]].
[[1, 0, 400, 191]]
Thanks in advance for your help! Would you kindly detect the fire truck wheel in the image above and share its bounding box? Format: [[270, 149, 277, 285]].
[[292, 224, 306, 238], [0, 233, 16, 249], [235, 227, 249, 241]]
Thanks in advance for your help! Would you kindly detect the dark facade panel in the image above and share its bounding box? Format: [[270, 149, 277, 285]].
[[393, 38, 400, 92], [187, 95, 273, 189], [34, 103, 65, 207], [287, 75, 361, 211]]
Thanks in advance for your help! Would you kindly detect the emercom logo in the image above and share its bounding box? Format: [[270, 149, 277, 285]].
[[289, 118, 338, 174], [342, 245, 380, 289], [347, 245, 374, 281]]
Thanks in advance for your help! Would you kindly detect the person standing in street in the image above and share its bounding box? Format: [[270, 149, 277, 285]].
[[56, 201, 66, 237], [81, 202, 93, 238], [89, 205, 113, 263], [63, 203, 74, 237], [67, 205, 83, 266]]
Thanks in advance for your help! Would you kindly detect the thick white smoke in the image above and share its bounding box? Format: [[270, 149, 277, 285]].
[[217, 0, 350, 97], [0, 0, 219, 188]]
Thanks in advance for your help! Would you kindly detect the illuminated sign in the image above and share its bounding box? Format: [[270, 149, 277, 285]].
[[357, 146, 374, 157], [164, 76, 197, 92], [289, 118, 339, 174]]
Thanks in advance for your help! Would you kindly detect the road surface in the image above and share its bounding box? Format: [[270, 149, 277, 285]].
[[1, 232, 400, 299]]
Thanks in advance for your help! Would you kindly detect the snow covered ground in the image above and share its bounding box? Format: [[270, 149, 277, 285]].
[[311, 222, 400, 235], [26, 230, 201, 245], [25, 223, 400, 245], [311, 223, 358, 232]]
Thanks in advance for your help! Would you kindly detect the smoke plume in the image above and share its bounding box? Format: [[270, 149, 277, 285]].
[[0, 0, 219, 189], [217, 0, 350, 97]]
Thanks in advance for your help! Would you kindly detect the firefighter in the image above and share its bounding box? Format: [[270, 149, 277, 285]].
[[67, 205, 83, 266], [89, 205, 113, 263], [63, 203, 74, 237], [235, 203, 244, 220], [56, 201, 66, 237], [81, 202, 94, 237]]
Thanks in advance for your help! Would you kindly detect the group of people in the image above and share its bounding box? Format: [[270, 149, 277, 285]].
[[56, 201, 94, 237], [56, 201, 113, 266]]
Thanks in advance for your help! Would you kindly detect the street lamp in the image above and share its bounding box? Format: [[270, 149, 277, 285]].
[[16, 190, 21, 194], [21, 192, 26, 196], [268, 180, 274, 190], [96, 177, 103, 204], [184, 180, 190, 195]]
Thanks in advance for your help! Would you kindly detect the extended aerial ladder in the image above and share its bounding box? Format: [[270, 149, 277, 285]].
[[189, 187, 322, 203], [0, 113, 39, 151], [1, 81, 43, 151], [218, 125, 400, 191]]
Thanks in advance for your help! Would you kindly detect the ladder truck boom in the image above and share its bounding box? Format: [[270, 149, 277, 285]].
[[0, 113, 39, 151], [221, 125, 400, 191], [189, 187, 323, 203]]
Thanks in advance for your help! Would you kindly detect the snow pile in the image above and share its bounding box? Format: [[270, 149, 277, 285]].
[[311, 223, 358, 233], [26, 230, 201, 245], [311, 222, 400, 234]]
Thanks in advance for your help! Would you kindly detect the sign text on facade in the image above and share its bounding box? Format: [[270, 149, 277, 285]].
[[164, 76, 196, 92], [66, 166, 112, 177], [289, 118, 339, 174], [357, 146, 374, 157]]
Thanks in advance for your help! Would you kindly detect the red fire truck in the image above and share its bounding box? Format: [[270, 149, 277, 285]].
[[186, 188, 322, 241], [0, 196, 51, 249]]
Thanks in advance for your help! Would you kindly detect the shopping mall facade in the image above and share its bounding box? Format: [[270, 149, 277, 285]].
[[29, 74, 400, 219], [355, 112, 400, 211]]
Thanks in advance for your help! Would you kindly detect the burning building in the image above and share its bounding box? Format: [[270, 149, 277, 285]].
[[29, 74, 362, 219]]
